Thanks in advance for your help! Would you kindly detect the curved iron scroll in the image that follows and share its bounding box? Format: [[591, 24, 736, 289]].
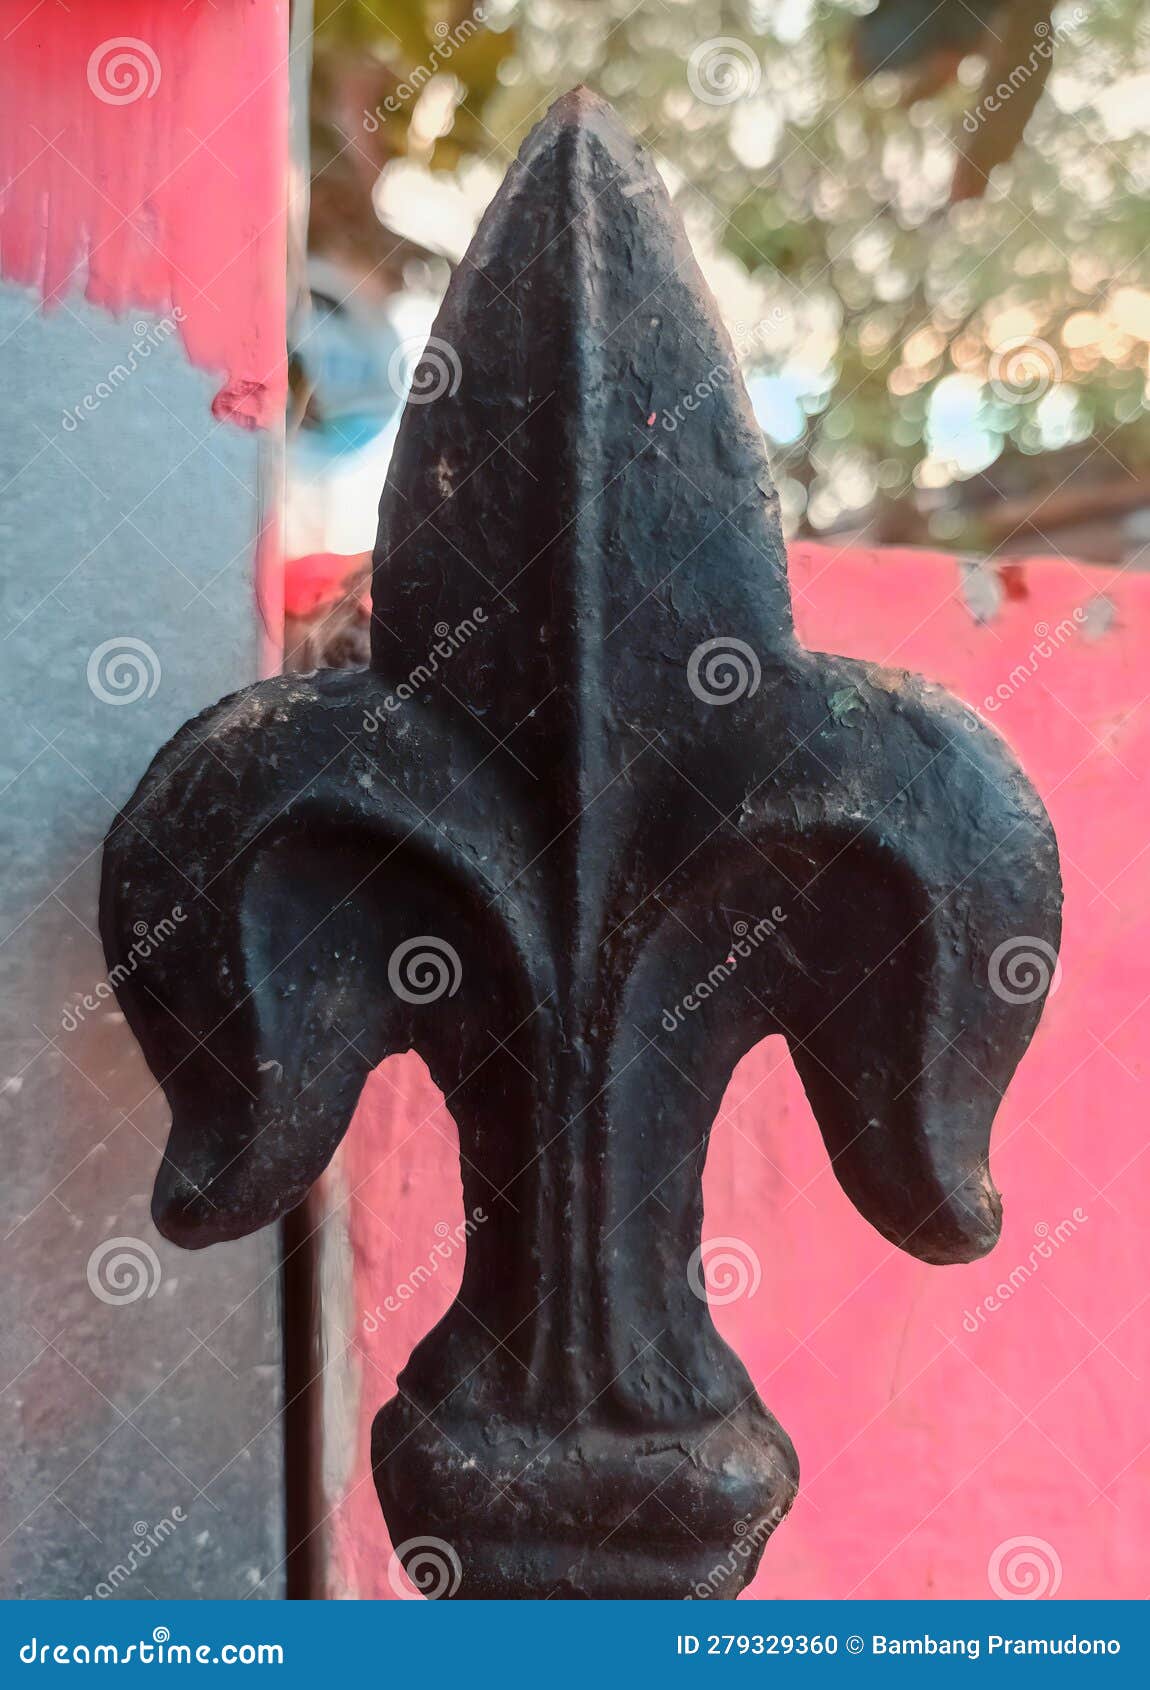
[[101, 89, 1061, 1600]]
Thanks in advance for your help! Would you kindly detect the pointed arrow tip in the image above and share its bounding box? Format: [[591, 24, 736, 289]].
[[528, 83, 621, 137], [515, 84, 653, 192], [376, 85, 792, 699]]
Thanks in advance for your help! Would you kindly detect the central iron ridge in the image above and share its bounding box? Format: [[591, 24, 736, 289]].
[[101, 90, 1061, 1599]]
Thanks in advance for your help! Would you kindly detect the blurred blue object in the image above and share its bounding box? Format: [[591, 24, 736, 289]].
[[292, 258, 403, 459]]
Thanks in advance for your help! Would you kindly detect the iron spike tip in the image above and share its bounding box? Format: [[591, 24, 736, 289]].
[[373, 87, 791, 704]]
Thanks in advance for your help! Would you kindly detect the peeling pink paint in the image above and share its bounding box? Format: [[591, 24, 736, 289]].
[[0, 0, 288, 430], [324, 544, 1149, 1599]]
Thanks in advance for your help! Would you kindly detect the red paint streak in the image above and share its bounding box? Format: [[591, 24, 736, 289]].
[[331, 544, 1150, 1598], [0, 0, 288, 429], [1000, 560, 1030, 601], [284, 552, 372, 619]]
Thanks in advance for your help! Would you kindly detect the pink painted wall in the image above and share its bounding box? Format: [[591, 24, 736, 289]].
[[0, 0, 288, 672], [323, 543, 1148, 1599], [0, 0, 288, 429]]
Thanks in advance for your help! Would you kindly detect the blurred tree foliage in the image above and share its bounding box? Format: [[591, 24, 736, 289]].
[[312, 0, 1150, 545], [309, 0, 515, 278]]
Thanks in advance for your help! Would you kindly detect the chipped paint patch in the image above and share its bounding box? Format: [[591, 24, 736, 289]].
[[1081, 595, 1115, 640], [0, 0, 288, 429]]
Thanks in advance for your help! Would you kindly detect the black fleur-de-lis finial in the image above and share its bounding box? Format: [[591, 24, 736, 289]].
[[101, 89, 1060, 1599]]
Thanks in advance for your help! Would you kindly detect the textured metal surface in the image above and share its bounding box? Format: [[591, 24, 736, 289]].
[[0, 288, 284, 1599], [101, 92, 1061, 1599]]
